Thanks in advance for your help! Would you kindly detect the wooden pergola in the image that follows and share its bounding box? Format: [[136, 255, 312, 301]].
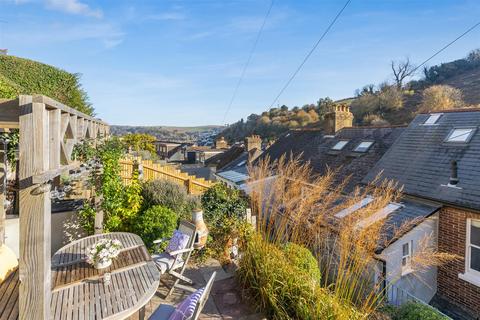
[[0, 95, 108, 320]]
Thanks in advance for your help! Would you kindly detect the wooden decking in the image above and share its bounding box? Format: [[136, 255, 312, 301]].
[[0, 268, 19, 320]]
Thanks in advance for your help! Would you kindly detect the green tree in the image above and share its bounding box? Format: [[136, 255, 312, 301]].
[[122, 133, 156, 153]]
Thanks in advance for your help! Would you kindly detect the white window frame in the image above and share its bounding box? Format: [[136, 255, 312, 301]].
[[331, 140, 349, 151], [459, 219, 480, 287], [401, 240, 414, 276], [354, 141, 374, 153], [356, 202, 402, 229], [444, 127, 476, 143], [423, 113, 442, 125], [334, 196, 374, 218]]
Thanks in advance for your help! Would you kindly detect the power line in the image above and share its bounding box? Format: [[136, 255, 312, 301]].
[[222, 0, 275, 124], [407, 20, 480, 77], [268, 0, 351, 109]]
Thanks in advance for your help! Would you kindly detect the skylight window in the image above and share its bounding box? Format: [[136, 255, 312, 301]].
[[445, 128, 476, 143], [354, 141, 374, 153], [424, 113, 442, 125], [356, 203, 403, 229], [331, 140, 349, 151], [237, 160, 247, 167], [335, 196, 374, 218]]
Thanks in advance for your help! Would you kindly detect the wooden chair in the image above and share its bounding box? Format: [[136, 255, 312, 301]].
[[148, 272, 216, 320], [152, 220, 197, 297]]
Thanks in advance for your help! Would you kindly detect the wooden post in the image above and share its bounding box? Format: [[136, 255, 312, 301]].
[[0, 137, 6, 245], [18, 99, 52, 320]]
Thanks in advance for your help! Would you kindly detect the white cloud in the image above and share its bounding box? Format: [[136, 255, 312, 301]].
[[45, 0, 103, 18]]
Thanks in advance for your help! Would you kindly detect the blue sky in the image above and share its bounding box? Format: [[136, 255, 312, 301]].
[[0, 0, 479, 126]]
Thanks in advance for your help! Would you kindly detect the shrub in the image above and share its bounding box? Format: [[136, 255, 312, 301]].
[[237, 234, 362, 319], [419, 85, 465, 112], [282, 242, 321, 283], [201, 183, 247, 226], [199, 184, 248, 262], [384, 302, 448, 320], [134, 205, 178, 249], [141, 179, 199, 220]]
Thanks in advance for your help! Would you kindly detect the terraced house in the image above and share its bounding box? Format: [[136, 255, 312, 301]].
[[364, 109, 480, 319]]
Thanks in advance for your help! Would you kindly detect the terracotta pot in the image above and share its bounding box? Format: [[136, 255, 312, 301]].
[[192, 209, 208, 249]]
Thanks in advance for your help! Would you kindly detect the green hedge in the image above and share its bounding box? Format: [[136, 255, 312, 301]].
[[383, 302, 449, 320], [0, 55, 93, 115]]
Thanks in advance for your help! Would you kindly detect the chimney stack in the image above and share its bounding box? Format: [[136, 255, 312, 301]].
[[449, 160, 459, 186], [215, 136, 228, 149], [245, 135, 262, 163], [245, 135, 261, 152], [324, 104, 353, 134]]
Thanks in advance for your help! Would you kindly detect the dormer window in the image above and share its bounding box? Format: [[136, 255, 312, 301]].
[[424, 113, 442, 125], [331, 140, 349, 151], [354, 141, 374, 153], [445, 128, 476, 143]]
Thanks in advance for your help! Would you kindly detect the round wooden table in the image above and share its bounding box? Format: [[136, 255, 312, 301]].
[[50, 232, 160, 320]]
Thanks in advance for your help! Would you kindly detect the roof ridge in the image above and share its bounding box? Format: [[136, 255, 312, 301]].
[[418, 107, 480, 114]]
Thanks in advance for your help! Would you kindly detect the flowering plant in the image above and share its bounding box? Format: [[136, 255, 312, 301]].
[[86, 239, 122, 267]]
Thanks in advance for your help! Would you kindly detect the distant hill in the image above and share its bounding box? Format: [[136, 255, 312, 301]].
[[111, 125, 224, 142], [0, 55, 93, 115], [220, 49, 480, 142]]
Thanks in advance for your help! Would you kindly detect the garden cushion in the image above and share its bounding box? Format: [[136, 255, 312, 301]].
[[168, 287, 205, 320], [148, 304, 175, 320], [152, 252, 183, 274], [165, 230, 190, 254], [0, 245, 18, 282]]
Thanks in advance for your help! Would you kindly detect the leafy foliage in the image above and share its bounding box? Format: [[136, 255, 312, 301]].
[[383, 302, 448, 320], [237, 234, 362, 319], [419, 85, 464, 112], [220, 98, 335, 142], [141, 179, 199, 220], [134, 205, 178, 249], [198, 183, 248, 262], [72, 139, 96, 163], [201, 183, 248, 226], [0, 129, 19, 165], [0, 55, 93, 115], [283, 242, 321, 283], [122, 133, 156, 153]]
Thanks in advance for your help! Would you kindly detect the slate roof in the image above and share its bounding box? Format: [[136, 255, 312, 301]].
[[204, 144, 245, 169], [362, 110, 480, 211], [375, 198, 441, 253], [256, 126, 406, 192]]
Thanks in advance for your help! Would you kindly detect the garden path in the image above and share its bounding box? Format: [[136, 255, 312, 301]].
[[127, 258, 265, 320]]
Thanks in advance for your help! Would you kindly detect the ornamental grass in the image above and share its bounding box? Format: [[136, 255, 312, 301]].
[[238, 154, 456, 319]]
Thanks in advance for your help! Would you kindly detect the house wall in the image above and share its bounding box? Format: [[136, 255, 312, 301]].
[[378, 214, 439, 303], [438, 206, 480, 317]]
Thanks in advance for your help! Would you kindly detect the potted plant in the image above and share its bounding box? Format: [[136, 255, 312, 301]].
[[86, 239, 122, 269]]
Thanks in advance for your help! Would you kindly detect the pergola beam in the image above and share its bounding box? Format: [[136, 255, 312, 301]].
[[13, 95, 108, 320]]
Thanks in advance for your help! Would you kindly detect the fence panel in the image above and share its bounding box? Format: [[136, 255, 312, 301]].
[[119, 157, 214, 194]]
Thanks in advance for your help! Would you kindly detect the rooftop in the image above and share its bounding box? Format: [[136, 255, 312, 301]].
[[256, 126, 406, 192], [363, 110, 480, 211]]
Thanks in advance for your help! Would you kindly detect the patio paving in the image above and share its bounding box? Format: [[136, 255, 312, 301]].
[[128, 259, 265, 320]]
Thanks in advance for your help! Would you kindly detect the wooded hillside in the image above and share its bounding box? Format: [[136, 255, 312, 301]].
[[221, 49, 480, 143]]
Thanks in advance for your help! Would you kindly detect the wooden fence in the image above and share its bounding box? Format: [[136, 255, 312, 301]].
[[119, 156, 214, 195]]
